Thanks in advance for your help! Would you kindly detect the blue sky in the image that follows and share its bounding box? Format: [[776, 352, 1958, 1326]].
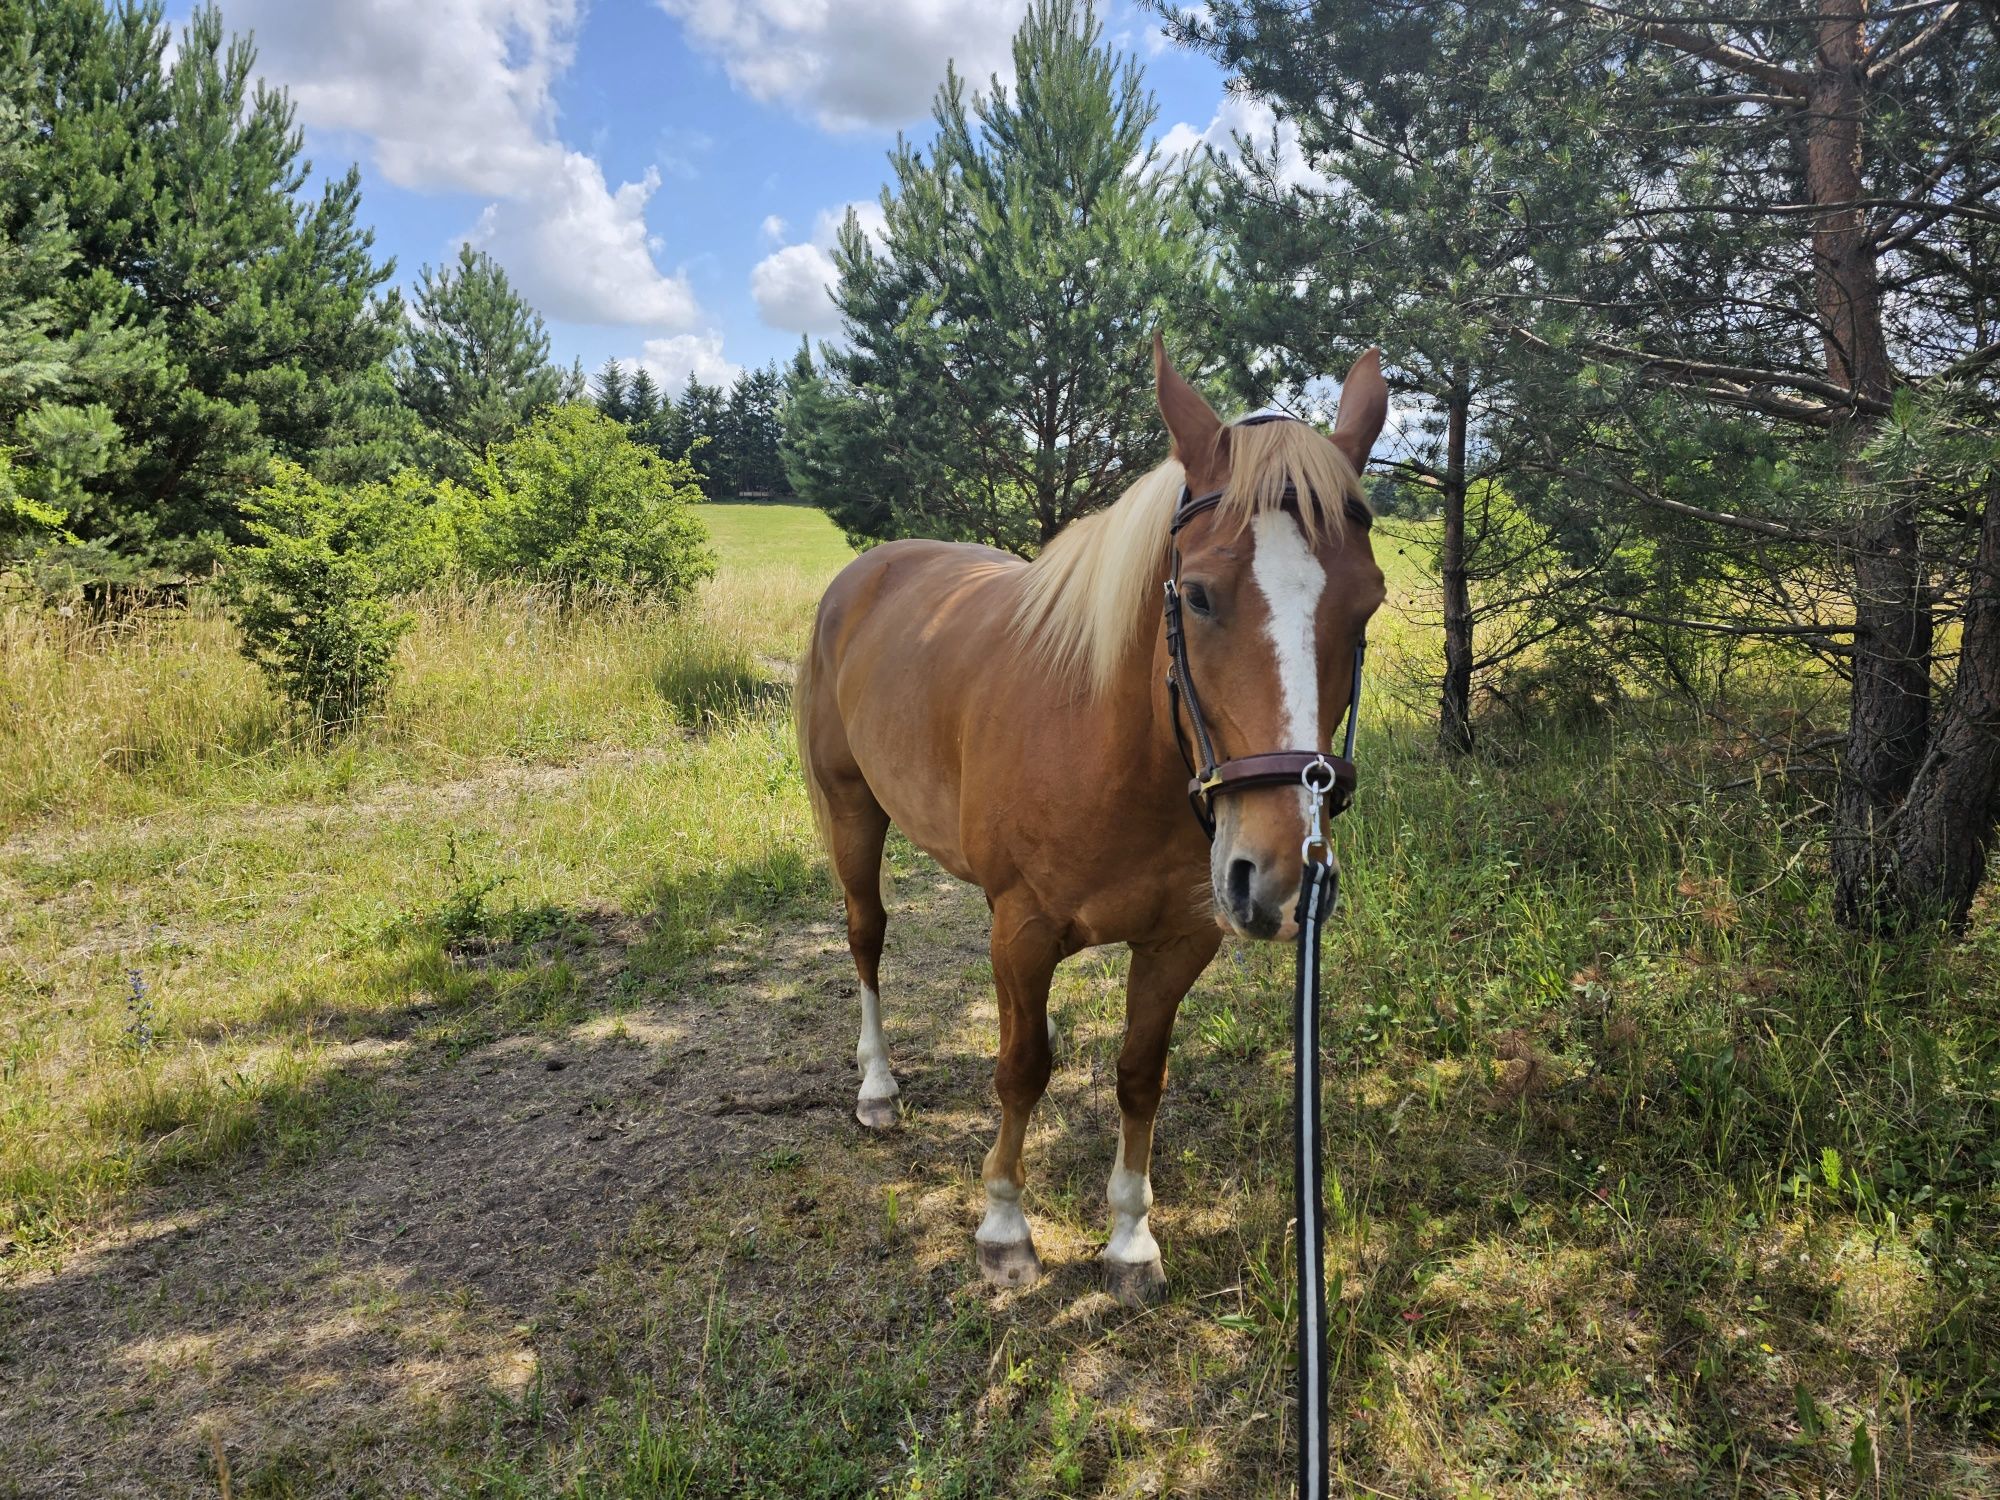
[[179, 1, 1303, 397]]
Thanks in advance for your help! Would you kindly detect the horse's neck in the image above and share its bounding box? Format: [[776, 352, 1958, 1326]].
[[1085, 591, 1190, 807]]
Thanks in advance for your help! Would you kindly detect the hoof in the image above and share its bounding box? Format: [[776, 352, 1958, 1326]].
[[854, 1095, 899, 1130], [978, 1238, 1043, 1288], [1102, 1255, 1167, 1308]]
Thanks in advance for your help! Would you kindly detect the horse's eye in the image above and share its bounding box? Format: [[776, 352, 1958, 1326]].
[[1183, 582, 1213, 617]]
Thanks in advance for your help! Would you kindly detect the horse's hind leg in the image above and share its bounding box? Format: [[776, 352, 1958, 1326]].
[[977, 897, 1063, 1288], [1102, 928, 1220, 1307], [827, 793, 897, 1128]]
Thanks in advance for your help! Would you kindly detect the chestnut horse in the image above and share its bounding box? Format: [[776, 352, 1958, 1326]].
[[796, 337, 1388, 1304]]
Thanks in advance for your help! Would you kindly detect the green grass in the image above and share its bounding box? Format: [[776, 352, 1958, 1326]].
[[442, 709, 2000, 1495], [698, 496, 854, 573], [3, 499, 1998, 1495], [0, 503, 855, 1249]]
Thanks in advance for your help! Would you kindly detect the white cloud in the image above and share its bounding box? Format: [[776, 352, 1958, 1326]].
[[752, 244, 844, 336], [469, 158, 699, 328], [225, 1, 578, 197], [749, 201, 888, 336], [634, 333, 742, 396], [656, 0, 1029, 129], [224, 0, 702, 330], [1158, 93, 1325, 192], [760, 214, 790, 245]]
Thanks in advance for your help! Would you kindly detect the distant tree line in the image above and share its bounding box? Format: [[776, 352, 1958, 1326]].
[[589, 359, 790, 500]]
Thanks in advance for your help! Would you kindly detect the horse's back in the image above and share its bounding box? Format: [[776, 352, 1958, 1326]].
[[801, 539, 1024, 874]]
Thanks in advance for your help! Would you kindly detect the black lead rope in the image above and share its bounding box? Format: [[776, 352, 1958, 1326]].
[[1292, 857, 1335, 1500]]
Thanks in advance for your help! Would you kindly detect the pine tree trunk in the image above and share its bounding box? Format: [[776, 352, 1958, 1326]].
[[1881, 477, 2000, 928], [1438, 386, 1476, 755], [1805, 0, 1935, 926]]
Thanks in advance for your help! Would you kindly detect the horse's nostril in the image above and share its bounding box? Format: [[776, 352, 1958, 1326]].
[[1226, 858, 1256, 914]]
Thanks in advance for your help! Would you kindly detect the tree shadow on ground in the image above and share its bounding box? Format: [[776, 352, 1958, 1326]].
[[654, 655, 790, 728]]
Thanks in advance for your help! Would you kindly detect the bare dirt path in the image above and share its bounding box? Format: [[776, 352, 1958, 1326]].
[[2, 865, 1162, 1496]]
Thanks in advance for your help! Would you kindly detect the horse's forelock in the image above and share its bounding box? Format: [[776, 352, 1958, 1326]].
[[1012, 418, 1368, 698], [1215, 418, 1367, 547]]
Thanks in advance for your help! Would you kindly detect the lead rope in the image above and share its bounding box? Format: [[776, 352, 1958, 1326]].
[[1158, 479, 1362, 1494], [1294, 763, 1337, 1500]]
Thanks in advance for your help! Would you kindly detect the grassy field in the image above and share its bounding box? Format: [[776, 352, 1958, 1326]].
[[2, 498, 1997, 1497]]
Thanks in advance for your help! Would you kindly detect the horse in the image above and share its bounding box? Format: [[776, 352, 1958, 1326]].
[[795, 335, 1389, 1305]]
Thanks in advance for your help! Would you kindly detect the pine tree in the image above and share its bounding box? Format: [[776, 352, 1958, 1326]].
[[787, 0, 1216, 552], [3, 0, 400, 574], [0, 69, 154, 559], [676, 378, 727, 494], [626, 367, 662, 425], [644, 410, 692, 464], [392, 243, 562, 475], [784, 343, 899, 539], [595, 358, 630, 424], [1179, 0, 2000, 928], [725, 365, 786, 496], [1172, 0, 1613, 753], [1547, 0, 2000, 929]]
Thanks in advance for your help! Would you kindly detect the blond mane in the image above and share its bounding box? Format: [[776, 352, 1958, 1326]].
[[1013, 418, 1367, 696]]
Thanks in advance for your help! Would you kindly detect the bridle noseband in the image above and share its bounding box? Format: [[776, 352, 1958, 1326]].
[[1161, 419, 1369, 846]]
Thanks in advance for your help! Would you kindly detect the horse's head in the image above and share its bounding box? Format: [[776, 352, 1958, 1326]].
[[1153, 336, 1390, 940]]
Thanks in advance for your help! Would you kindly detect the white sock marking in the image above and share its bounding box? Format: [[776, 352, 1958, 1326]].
[[977, 1177, 1031, 1246], [1101, 1123, 1160, 1266], [855, 984, 898, 1103], [1251, 511, 1328, 806]]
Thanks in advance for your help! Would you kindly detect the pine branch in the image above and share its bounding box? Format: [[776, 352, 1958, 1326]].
[[1540, 464, 1842, 547], [1869, 1, 1967, 75], [1571, 5, 1809, 94]]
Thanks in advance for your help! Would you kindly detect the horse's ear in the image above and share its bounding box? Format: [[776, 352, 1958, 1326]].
[[1330, 347, 1388, 472], [1153, 331, 1225, 473]]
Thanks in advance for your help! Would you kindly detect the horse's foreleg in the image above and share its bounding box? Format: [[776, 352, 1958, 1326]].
[[977, 900, 1063, 1289], [1102, 928, 1221, 1306]]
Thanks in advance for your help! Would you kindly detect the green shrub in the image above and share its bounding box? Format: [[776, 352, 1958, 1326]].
[[223, 460, 413, 727], [471, 403, 714, 603], [359, 466, 483, 592], [0, 445, 69, 560]]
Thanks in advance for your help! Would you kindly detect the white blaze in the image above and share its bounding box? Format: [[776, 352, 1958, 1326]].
[[1251, 511, 1328, 800]]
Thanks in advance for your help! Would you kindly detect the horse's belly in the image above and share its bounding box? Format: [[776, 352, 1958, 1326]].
[[839, 690, 977, 879]]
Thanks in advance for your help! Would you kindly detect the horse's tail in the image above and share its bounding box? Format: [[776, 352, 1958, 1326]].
[[793, 630, 834, 853]]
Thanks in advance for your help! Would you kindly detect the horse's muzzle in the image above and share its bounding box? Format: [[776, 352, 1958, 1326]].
[[1220, 856, 1300, 941]]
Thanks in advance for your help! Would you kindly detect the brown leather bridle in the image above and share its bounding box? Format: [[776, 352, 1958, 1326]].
[[1162, 417, 1368, 843]]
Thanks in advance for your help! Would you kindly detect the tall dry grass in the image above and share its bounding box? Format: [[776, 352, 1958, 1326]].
[[0, 562, 830, 831]]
